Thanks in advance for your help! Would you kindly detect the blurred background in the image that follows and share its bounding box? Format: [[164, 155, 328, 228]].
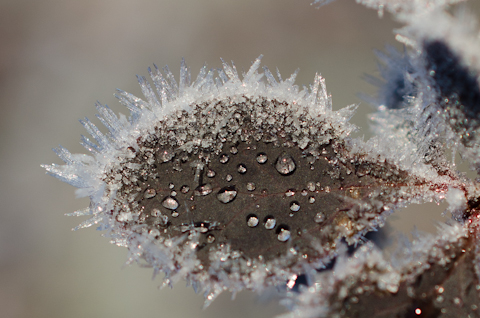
[[1, 0, 479, 317]]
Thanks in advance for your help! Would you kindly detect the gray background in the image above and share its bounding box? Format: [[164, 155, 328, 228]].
[[1, 0, 479, 317]]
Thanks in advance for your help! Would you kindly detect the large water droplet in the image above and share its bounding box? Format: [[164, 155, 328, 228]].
[[194, 184, 213, 196], [290, 201, 300, 212], [237, 164, 247, 174], [256, 153, 268, 164], [217, 186, 237, 203], [247, 215, 259, 227], [275, 153, 296, 175], [162, 196, 179, 210], [277, 227, 291, 242], [144, 188, 157, 199], [264, 217, 276, 230], [220, 154, 229, 164]]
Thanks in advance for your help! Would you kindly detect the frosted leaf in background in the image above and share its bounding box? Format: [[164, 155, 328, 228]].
[[281, 221, 480, 318]]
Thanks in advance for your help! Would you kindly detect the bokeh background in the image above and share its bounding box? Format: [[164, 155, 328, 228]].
[[1, 0, 479, 317]]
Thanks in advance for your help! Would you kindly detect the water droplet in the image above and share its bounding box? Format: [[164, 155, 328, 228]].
[[264, 217, 276, 230], [226, 174, 233, 182], [162, 196, 179, 210], [220, 154, 229, 164], [301, 189, 308, 196], [308, 196, 316, 204], [144, 188, 156, 199], [159, 149, 175, 162], [171, 211, 179, 218], [246, 182, 256, 191], [207, 169, 216, 178], [307, 181, 315, 192], [285, 189, 295, 197], [170, 190, 177, 196], [206, 234, 215, 243], [275, 153, 296, 175], [290, 201, 300, 212], [151, 208, 161, 217], [314, 212, 325, 223], [198, 224, 209, 233], [168, 183, 175, 189], [230, 146, 238, 154], [256, 153, 268, 164], [237, 164, 247, 174], [217, 186, 237, 203], [247, 215, 259, 227], [180, 185, 190, 194], [277, 227, 291, 242], [453, 297, 461, 306], [194, 184, 213, 196]]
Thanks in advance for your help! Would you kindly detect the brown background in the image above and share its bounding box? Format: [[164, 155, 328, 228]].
[[0, 0, 479, 317]]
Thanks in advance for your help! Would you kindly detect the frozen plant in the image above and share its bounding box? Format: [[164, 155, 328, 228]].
[[43, 0, 480, 317]]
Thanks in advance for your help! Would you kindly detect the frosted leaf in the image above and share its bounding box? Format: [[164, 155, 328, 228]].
[[368, 9, 480, 173], [312, 0, 466, 17], [43, 57, 462, 304], [283, 221, 480, 318]]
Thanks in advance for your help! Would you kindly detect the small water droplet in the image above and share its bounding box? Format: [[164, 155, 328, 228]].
[[162, 196, 179, 210], [275, 153, 296, 175], [226, 174, 233, 182], [220, 154, 229, 164], [194, 184, 213, 196], [207, 169, 216, 178], [168, 183, 175, 189], [170, 190, 177, 196], [247, 215, 259, 227], [453, 297, 461, 306], [230, 146, 238, 154], [180, 185, 190, 194], [246, 182, 256, 191], [264, 217, 276, 230], [307, 181, 315, 192], [206, 234, 215, 243], [198, 224, 209, 233], [217, 186, 237, 203], [159, 149, 175, 162], [314, 212, 325, 223], [301, 189, 308, 196], [144, 188, 157, 199], [256, 153, 268, 164], [290, 201, 300, 212], [171, 211, 179, 217], [285, 189, 295, 197], [277, 227, 291, 242], [308, 196, 316, 204], [237, 164, 247, 174]]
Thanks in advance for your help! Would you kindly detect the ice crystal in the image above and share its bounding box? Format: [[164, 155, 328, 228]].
[[43, 0, 480, 316]]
